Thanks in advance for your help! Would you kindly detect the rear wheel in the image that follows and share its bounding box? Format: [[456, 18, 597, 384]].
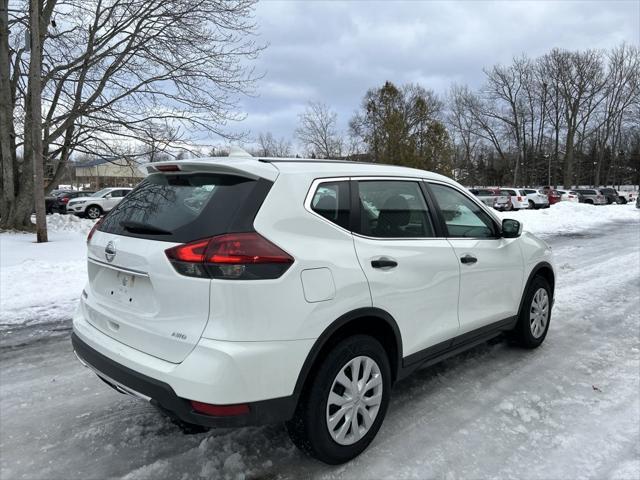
[[512, 276, 552, 349], [86, 205, 102, 219], [528, 200, 535, 209], [618, 198, 627, 204], [286, 335, 391, 464], [585, 199, 594, 205]]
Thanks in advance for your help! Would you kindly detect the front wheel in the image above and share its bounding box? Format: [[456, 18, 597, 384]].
[[286, 335, 391, 464], [512, 276, 552, 349], [85, 205, 103, 219]]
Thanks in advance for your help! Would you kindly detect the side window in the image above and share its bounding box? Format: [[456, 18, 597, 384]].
[[356, 180, 434, 238], [111, 190, 123, 198], [429, 183, 497, 238], [310, 181, 350, 230]]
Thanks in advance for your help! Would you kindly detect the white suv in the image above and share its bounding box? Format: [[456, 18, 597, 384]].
[[67, 187, 133, 219], [72, 153, 555, 464]]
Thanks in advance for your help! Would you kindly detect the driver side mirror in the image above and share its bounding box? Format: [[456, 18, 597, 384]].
[[502, 218, 522, 238]]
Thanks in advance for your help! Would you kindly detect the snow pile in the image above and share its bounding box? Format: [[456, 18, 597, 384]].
[[38, 213, 97, 235], [497, 202, 639, 237], [0, 231, 88, 328]]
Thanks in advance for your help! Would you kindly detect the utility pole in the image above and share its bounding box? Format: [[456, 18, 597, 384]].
[[29, 0, 47, 242]]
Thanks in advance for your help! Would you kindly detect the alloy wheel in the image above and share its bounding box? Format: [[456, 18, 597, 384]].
[[87, 207, 100, 219]]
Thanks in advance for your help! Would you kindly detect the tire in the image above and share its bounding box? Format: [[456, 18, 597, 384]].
[[585, 199, 594, 205], [512, 276, 552, 349], [619, 198, 627, 204], [286, 335, 392, 464], [528, 200, 535, 209], [86, 205, 102, 219]]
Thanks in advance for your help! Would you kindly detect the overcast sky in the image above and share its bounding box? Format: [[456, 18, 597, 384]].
[[229, 0, 639, 148]]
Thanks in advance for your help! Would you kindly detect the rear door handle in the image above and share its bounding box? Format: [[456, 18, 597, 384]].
[[371, 257, 398, 269], [460, 254, 477, 264]]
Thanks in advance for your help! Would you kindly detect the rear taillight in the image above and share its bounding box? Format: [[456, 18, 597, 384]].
[[517, 196, 523, 202], [87, 217, 104, 244], [165, 232, 294, 280], [61, 197, 70, 203]]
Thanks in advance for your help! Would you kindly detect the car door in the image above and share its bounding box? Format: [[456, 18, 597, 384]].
[[427, 182, 524, 335], [104, 190, 123, 210], [350, 179, 461, 359]]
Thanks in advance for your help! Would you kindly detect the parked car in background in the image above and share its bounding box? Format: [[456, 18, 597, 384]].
[[617, 190, 638, 204], [636, 195, 640, 208], [67, 187, 132, 219], [498, 188, 530, 210], [541, 189, 562, 205], [72, 153, 555, 464], [469, 188, 508, 209], [45, 190, 68, 214], [574, 189, 607, 205], [598, 188, 620, 204], [556, 190, 580, 202], [522, 189, 549, 209], [52, 190, 96, 214]]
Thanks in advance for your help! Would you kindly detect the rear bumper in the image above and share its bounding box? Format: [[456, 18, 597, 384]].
[[72, 332, 298, 428]]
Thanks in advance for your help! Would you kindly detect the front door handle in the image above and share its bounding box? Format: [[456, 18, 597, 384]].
[[371, 257, 398, 269], [460, 254, 477, 264]]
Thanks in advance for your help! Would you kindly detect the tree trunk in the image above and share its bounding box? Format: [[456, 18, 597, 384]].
[[29, 0, 47, 242], [563, 126, 575, 188]]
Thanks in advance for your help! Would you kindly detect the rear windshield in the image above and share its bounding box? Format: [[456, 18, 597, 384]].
[[577, 190, 595, 195], [99, 173, 270, 242]]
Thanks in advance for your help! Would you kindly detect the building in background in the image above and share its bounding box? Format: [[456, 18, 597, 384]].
[[72, 157, 144, 189]]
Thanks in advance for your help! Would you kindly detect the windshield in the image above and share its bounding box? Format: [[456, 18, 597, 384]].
[[92, 188, 112, 197]]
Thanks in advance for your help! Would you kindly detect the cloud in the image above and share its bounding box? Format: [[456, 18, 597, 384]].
[[227, 0, 639, 149]]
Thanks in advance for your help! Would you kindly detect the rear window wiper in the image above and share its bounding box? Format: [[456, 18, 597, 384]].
[[120, 220, 172, 235]]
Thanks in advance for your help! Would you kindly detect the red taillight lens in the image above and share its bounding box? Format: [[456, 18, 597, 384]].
[[165, 233, 294, 280], [87, 217, 104, 244], [61, 197, 70, 203], [190, 401, 249, 417], [517, 196, 523, 202]]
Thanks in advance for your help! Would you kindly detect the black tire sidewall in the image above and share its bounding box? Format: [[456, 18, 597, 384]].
[[516, 276, 552, 348], [292, 335, 392, 464]]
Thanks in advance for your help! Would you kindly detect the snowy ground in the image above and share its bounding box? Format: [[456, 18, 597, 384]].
[[0, 204, 639, 479]]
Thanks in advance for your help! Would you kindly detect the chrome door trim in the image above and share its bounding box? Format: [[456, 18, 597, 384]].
[[88, 257, 149, 277]]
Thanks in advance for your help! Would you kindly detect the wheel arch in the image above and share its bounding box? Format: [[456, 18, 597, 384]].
[[518, 261, 555, 318], [293, 308, 403, 398], [85, 203, 103, 212]]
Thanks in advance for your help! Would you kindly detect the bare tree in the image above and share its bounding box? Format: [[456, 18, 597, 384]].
[[254, 132, 292, 157], [541, 49, 606, 187], [1, 0, 263, 234], [295, 101, 343, 158]]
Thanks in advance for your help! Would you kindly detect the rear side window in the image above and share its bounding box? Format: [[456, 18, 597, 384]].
[[310, 181, 351, 230], [100, 173, 270, 242], [356, 181, 434, 238]]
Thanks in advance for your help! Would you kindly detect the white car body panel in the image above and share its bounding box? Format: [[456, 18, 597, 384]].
[[352, 235, 461, 356]]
